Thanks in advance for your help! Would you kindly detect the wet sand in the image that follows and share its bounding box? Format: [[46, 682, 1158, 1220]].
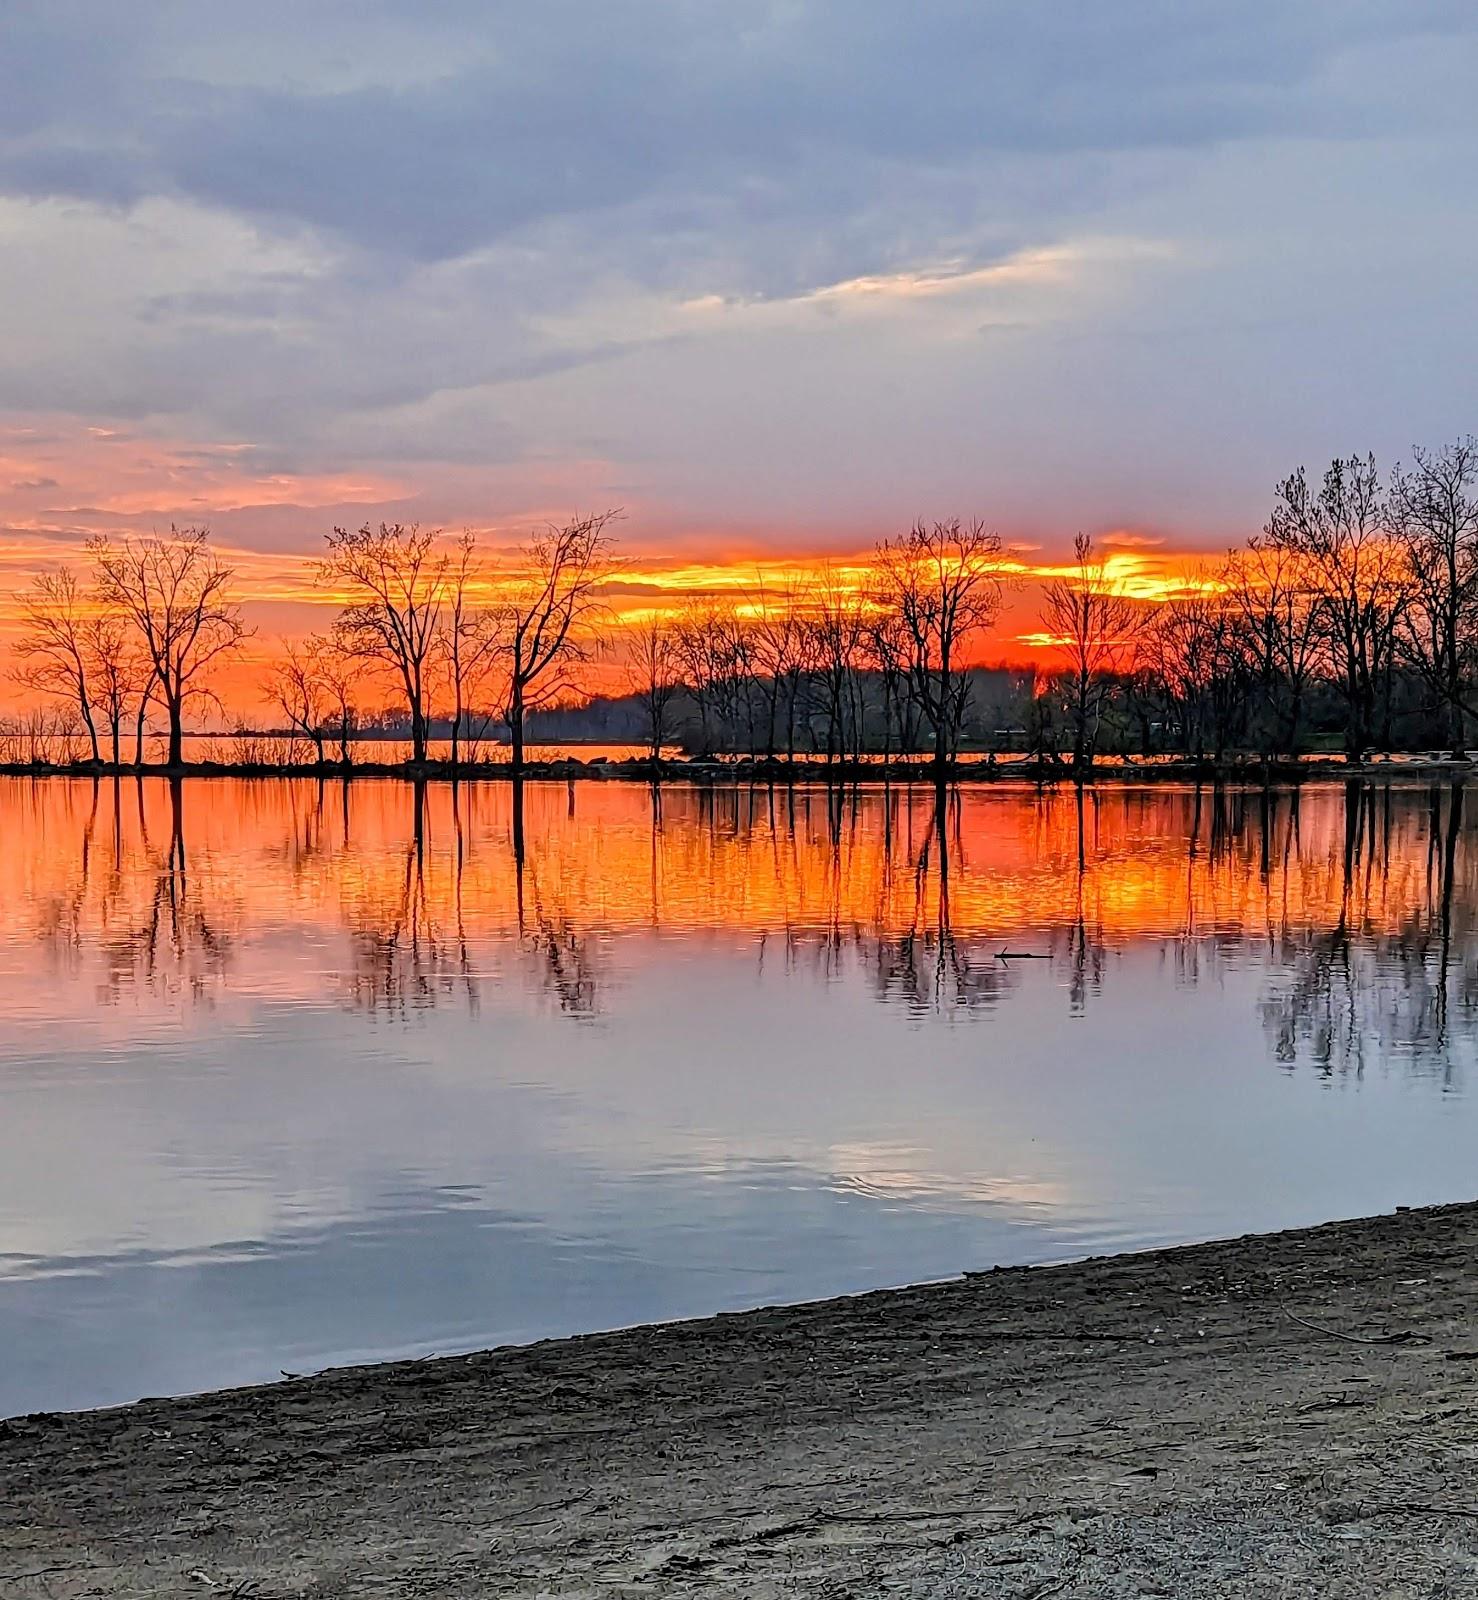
[[4, 1202, 1477, 1598]]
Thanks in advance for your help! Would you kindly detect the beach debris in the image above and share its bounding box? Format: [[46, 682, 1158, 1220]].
[[1280, 1306, 1429, 1346]]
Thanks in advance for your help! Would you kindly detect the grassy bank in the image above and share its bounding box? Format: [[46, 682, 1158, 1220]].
[[5, 1200, 1477, 1596]]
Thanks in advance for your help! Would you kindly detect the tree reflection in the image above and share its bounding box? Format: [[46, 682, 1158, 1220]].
[[8, 776, 1478, 1082], [865, 786, 1012, 1014], [344, 780, 480, 1017], [32, 777, 236, 1003], [342, 779, 605, 1019], [518, 862, 601, 1017], [1259, 781, 1478, 1081]]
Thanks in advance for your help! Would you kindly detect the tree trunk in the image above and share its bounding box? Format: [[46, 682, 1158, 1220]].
[[931, 708, 950, 783], [1072, 674, 1091, 775], [166, 697, 184, 768], [81, 699, 101, 764], [510, 683, 525, 776], [932, 663, 952, 781], [1285, 686, 1303, 757], [1344, 665, 1368, 762]]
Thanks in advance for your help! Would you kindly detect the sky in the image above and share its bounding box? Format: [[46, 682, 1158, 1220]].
[[2, 1, 1478, 664]]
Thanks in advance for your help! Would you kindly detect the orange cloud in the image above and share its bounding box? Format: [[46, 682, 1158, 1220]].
[[0, 417, 408, 529], [0, 417, 1247, 711]]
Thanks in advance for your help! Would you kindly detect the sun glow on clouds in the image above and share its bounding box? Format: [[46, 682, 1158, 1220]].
[[0, 408, 1234, 700], [686, 237, 1176, 320], [86, 472, 403, 518], [0, 499, 1228, 678], [1003, 550, 1226, 603], [536, 236, 1179, 350], [746, 238, 1174, 312], [1, 420, 407, 526]]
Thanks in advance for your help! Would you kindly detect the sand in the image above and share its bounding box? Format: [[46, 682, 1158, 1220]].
[[4, 1201, 1478, 1598]]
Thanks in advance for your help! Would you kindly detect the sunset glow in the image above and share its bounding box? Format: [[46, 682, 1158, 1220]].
[[0, 427, 1238, 712], [1, 6, 1473, 735]]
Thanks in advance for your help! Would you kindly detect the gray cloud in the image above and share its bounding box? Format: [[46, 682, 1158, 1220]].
[[6, 2, 1474, 269], [0, 2, 1476, 533]]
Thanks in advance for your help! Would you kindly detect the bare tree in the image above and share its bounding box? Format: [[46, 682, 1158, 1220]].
[[85, 611, 150, 768], [745, 577, 808, 760], [1144, 586, 1252, 761], [320, 523, 448, 764], [496, 512, 619, 773], [312, 636, 361, 764], [1390, 437, 1478, 752], [440, 530, 502, 768], [13, 568, 102, 761], [673, 600, 747, 754], [1263, 456, 1405, 759], [807, 569, 867, 763], [866, 604, 921, 761], [625, 614, 682, 764], [872, 519, 1004, 780], [1233, 537, 1322, 755], [89, 527, 249, 767], [1037, 533, 1149, 773], [263, 638, 332, 763]]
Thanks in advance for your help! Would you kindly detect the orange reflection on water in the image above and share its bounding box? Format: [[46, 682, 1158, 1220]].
[[7, 772, 1477, 1421], [1, 778, 1473, 1025]]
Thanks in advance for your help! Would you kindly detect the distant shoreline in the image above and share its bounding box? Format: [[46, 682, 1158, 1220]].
[[0, 754, 1474, 783], [5, 1199, 1476, 1595]]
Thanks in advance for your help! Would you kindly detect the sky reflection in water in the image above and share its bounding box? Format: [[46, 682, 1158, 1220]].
[[0, 776, 1474, 1415]]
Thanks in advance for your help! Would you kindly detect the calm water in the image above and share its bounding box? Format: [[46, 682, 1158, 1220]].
[[1, 777, 1475, 1417]]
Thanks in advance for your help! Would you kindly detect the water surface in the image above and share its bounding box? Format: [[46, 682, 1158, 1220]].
[[1, 777, 1474, 1416]]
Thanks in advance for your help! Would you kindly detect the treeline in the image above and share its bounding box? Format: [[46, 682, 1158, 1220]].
[[10, 515, 619, 772], [8, 439, 1478, 773], [618, 441, 1478, 771], [1121, 441, 1478, 768]]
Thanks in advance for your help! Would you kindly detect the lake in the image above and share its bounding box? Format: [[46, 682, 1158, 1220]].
[[1, 776, 1474, 1417]]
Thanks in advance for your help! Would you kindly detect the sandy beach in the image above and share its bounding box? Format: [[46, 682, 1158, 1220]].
[[4, 1202, 1477, 1598]]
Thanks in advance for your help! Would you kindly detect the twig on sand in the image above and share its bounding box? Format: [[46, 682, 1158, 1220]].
[[816, 1504, 1017, 1525], [1372, 1502, 1478, 1521], [1280, 1306, 1427, 1346], [502, 1487, 594, 1525], [646, 1500, 1024, 1552]]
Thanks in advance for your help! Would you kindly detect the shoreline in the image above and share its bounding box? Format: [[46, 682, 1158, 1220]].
[[6, 1201, 1478, 1596], [0, 755, 1475, 785]]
